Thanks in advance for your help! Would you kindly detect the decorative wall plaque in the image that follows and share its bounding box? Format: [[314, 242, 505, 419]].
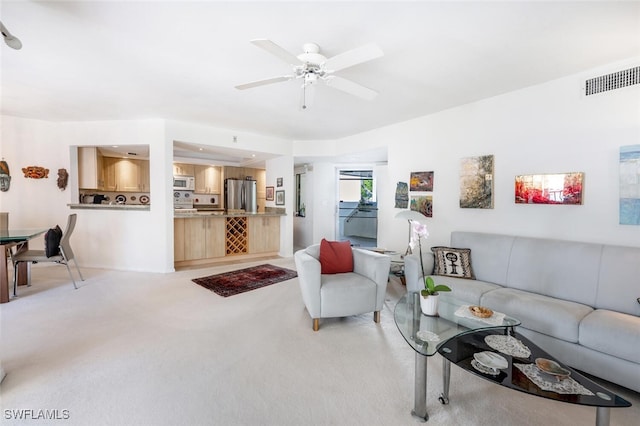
[[22, 166, 49, 179]]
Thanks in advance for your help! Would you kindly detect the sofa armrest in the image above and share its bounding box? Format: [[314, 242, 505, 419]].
[[405, 251, 435, 294], [353, 249, 391, 309], [294, 249, 322, 318]]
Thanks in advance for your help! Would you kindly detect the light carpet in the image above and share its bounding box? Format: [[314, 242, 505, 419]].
[[1, 258, 638, 426]]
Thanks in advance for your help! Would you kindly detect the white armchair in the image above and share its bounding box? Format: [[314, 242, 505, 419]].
[[294, 244, 391, 331]]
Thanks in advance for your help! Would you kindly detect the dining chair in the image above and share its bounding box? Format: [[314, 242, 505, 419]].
[[12, 213, 85, 296]]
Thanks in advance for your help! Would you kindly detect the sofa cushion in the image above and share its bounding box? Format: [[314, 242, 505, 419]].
[[505, 237, 601, 307], [579, 309, 640, 364], [450, 232, 515, 285], [481, 288, 593, 343], [433, 276, 502, 306], [431, 246, 475, 279], [596, 245, 640, 316], [319, 239, 353, 274]]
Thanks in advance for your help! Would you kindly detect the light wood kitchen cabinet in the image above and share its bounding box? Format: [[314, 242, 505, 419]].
[[174, 214, 281, 266], [102, 157, 149, 192], [174, 218, 186, 261], [78, 147, 104, 190], [248, 216, 280, 254], [173, 163, 195, 177], [194, 165, 221, 194], [102, 156, 118, 191], [174, 216, 226, 261]]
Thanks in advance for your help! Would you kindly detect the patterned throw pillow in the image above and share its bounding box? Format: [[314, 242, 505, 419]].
[[431, 246, 475, 279]]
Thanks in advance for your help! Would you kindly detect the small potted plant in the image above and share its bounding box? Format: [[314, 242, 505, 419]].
[[420, 276, 451, 316], [410, 220, 451, 315]]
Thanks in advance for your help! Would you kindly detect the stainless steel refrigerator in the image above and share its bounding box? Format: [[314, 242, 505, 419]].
[[224, 178, 257, 213]]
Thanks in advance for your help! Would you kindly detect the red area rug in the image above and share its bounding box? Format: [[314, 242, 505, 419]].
[[191, 264, 297, 297]]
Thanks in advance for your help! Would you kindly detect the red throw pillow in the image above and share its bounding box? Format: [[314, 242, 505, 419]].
[[319, 239, 353, 274]]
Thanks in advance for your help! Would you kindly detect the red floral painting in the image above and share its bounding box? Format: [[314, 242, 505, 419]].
[[515, 172, 583, 205]]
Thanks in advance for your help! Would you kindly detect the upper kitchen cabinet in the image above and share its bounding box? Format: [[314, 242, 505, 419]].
[[78, 145, 150, 193], [194, 165, 221, 194], [78, 147, 105, 190], [103, 157, 150, 192], [173, 163, 195, 177]]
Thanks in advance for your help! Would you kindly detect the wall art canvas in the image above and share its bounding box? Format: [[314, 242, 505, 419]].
[[620, 144, 640, 225], [515, 172, 583, 205], [410, 195, 432, 217], [410, 171, 434, 192], [395, 181, 409, 208], [459, 155, 494, 208]]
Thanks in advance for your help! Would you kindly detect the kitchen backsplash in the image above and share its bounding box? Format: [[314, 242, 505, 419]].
[[79, 191, 150, 205]]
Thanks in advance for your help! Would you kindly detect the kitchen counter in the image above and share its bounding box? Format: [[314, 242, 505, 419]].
[[68, 203, 150, 211], [174, 211, 285, 218]]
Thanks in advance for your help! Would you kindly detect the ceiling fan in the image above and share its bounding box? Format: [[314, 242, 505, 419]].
[[0, 21, 22, 50], [235, 39, 383, 109]]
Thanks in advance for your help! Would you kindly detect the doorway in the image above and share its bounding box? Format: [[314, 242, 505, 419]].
[[337, 169, 377, 247]]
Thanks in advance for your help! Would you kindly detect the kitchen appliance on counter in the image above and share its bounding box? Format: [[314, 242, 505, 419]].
[[225, 178, 257, 213], [173, 175, 195, 191]]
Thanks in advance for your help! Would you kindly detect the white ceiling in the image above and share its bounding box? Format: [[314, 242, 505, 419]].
[[2, 1, 639, 148]]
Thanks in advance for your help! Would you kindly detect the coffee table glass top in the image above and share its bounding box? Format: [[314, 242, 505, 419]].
[[437, 328, 631, 408], [394, 293, 520, 357]]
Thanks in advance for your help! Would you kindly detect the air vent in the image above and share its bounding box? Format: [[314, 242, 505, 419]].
[[585, 66, 640, 96]]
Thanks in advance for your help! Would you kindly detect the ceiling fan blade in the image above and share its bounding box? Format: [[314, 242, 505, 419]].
[[323, 43, 383, 72], [325, 76, 378, 101], [235, 76, 292, 90], [250, 39, 303, 66]]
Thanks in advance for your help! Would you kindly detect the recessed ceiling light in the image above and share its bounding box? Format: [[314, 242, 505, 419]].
[[199, 148, 204, 151]]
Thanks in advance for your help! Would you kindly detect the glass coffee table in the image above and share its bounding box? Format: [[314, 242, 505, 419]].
[[437, 328, 631, 426], [394, 293, 520, 421]]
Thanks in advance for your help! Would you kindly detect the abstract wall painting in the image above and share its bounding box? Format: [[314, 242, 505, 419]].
[[459, 155, 494, 208], [395, 181, 409, 208], [515, 172, 583, 205], [410, 171, 434, 192], [620, 144, 640, 225], [410, 195, 433, 217]]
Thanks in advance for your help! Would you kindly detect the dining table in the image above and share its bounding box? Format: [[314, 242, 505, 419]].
[[0, 228, 47, 303]]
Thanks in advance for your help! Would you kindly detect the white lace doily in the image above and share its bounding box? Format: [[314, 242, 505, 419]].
[[514, 363, 594, 396], [485, 334, 531, 359], [454, 305, 506, 326]]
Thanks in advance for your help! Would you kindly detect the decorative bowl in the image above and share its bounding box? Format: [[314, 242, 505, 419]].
[[535, 358, 571, 379], [469, 305, 494, 318]]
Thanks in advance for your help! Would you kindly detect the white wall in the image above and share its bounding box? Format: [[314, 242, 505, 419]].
[[264, 155, 294, 257], [1, 117, 296, 273], [0, 117, 172, 272], [296, 57, 640, 252]]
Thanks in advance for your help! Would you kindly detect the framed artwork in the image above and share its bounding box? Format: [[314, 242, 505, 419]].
[[515, 172, 583, 205], [410, 171, 434, 192], [277, 177, 283, 187], [275, 190, 285, 205], [266, 186, 274, 201], [410, 195, 432, 217], [460, 155, 494, 209], [620, 144, 640, 225], [395, 181, 409, 208]]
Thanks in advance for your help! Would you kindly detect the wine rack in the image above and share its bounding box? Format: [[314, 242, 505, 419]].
[[225, 216, 248, 255]]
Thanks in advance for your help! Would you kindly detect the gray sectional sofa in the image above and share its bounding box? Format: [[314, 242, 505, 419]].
[[404, 231, 640, 393]]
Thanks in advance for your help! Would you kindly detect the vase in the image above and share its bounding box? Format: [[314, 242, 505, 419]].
[[420, 293, 439, 316]]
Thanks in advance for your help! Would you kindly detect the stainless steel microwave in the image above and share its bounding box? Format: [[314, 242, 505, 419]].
[[173, 175, 195, 191]]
